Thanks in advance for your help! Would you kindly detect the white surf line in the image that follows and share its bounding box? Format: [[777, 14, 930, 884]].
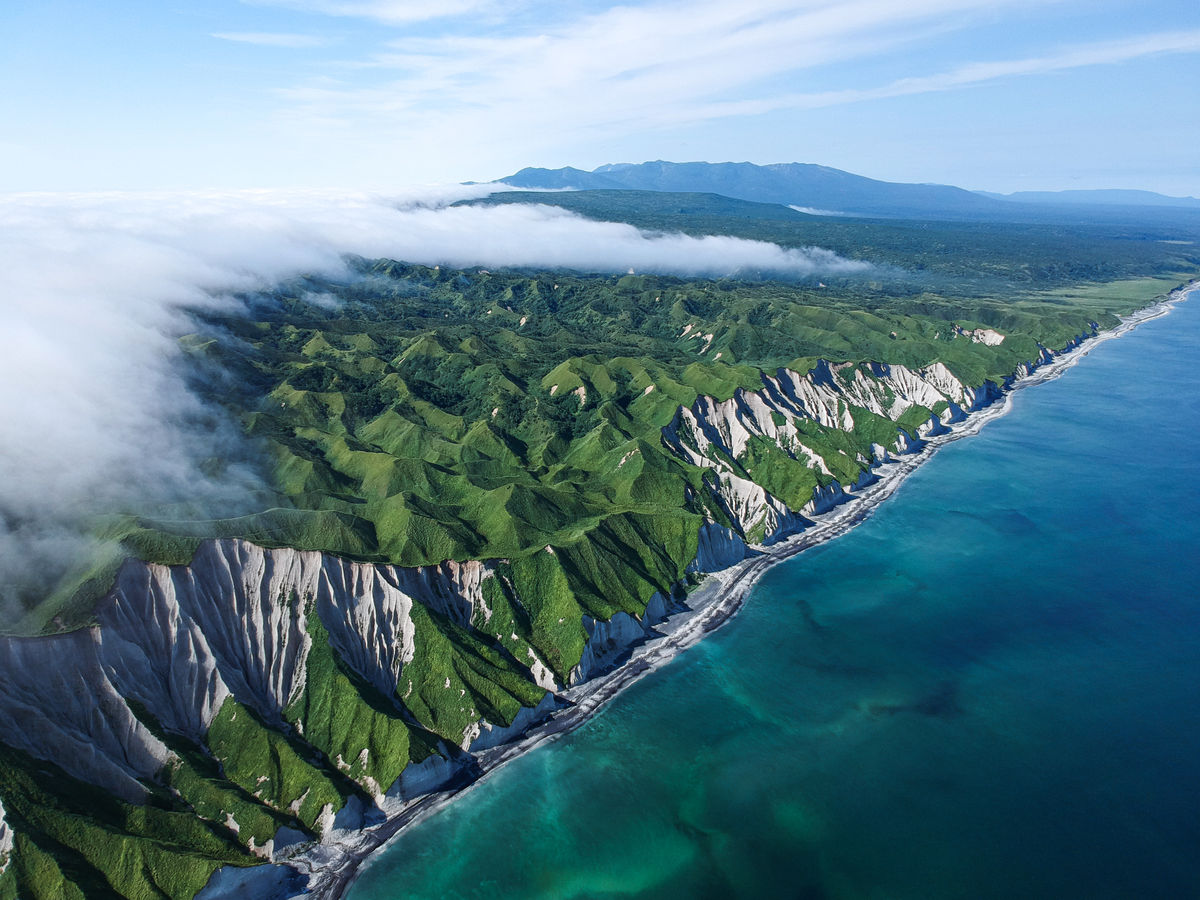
[[303, 280, 1196, 900]]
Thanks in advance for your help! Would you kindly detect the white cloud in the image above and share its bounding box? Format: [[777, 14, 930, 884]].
[[212, 32, 330, 48], [298, 0, 975, 124], [260, 1, 1200, 179], [790, 206, 848, 217], [385, 202, 872, 276], [243, 0, 494, 25], [697, 28, 1200, 119], [0, 185, 867, 614]]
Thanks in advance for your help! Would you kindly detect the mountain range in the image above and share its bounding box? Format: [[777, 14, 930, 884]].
[[499, 161, 1200, 222]]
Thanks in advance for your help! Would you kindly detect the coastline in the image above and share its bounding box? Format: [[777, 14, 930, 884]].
[[294, 282, 1194, 900]]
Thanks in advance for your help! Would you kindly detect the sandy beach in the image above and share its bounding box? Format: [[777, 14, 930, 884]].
[[292, 282, 1194, 900]]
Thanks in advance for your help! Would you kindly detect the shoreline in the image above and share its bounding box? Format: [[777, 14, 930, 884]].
[[295, 282, 1194, 900]]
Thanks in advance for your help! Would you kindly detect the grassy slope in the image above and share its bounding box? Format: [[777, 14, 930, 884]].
[[7, 197, 1198, 898]]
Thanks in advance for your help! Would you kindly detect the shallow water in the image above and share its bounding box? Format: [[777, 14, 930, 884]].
[[349, 296, 1200, 900]]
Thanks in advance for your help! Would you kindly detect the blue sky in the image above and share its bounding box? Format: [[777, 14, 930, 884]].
[[3, 0, 1199, 194]]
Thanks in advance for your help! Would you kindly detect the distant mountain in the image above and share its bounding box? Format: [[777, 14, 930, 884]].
[[499, 166, 627, 191], [979, 189, 1200, 209], [499, 161, 1200, 226], [501, 160, 1012, 220]]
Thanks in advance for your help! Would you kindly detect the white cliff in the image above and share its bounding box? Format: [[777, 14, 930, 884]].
[[96, 542, 510, 742], [0, 540, 558, 824], [314, 558, 494, 700], [101, 541, 319, 729], [466, 693, 559, 752], [314, 561, 417, 699], [665, 334, 1096, 555], [0, 802, 10, 877], [0, 630, 170, 804], [97, 562, 233, 742], [665, 358, 994, 545], [383, 753, 460, 806], [688, 522, 749, 573], [569, 610, 654, 685], [957, 326, 1006, 345]]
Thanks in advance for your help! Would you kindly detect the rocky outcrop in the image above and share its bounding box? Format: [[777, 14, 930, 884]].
[[569, 611, 650, 685], [666, 337, 1094, 554], [0, 629, 170, 804], [466, 693, 559, 752], [97, 563, 233, 742], [383, 752, 461, 805], [664, 359, 1004, 544], [315, 562, 417, 699], [688, 522, 749, 573], [956, 325, 1006, 345], [194, 862, 308, 900], [315, 558, 494, 699], [0, 800, 13, 876], [697, 466, 806, 545], [568, 590, 676, 686], [0, 542, 536, 849], [95, 543, 507, 744]]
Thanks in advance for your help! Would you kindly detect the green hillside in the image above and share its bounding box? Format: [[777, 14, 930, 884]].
[[75, 266, 1181, 583], [33, 247, 1194, 634]]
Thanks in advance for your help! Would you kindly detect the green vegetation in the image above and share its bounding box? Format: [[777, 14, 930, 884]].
[[400, 600, 548, 739], [0, 744, 247, 899], [101, 255, 1172, 586], [0, 640, 450, 900], [105, 270, 1094, 568], [285, 615, 439, 793], [206, 699, 347, 833]]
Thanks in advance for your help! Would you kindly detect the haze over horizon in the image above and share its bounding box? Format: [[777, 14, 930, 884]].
[[3, 0, 1199, 196]]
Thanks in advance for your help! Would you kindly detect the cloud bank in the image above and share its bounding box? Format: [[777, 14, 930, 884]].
[[0, 185, 869, 617]]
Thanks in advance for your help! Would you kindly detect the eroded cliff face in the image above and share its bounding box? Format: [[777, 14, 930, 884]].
[[689, 521, 749, 573], [569, 591, 674, 686], [664, 359, 1006, 544], [0, 800, 12, 877], [0, 537, 661, 835], [98, 543, 522, 743], [0, 629, 170, 805], [0, 542, 558, 878]]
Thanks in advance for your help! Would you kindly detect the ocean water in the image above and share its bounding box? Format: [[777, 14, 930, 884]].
[[348, 297, 1200, 900]]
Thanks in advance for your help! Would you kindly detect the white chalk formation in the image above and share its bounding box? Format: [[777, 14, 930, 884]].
[[663, 359, 1013, 544]]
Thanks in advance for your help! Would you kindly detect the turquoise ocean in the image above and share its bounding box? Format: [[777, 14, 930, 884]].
[[349, 295, 1200, 900]]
